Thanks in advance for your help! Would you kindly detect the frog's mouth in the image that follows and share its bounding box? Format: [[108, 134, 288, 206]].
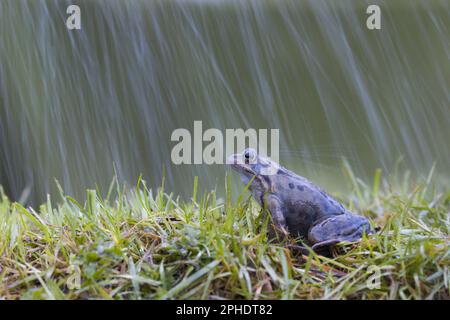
[[227, 154, 260, 190], [226, 154, 257, 177]]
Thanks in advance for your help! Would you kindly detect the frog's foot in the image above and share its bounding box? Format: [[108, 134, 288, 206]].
[[310, 237, 362, 253], [308, 213, 373, 252], [311, 239, 340, 251]]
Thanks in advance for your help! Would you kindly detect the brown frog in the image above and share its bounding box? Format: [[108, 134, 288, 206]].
[[228, 148, 374, 252]]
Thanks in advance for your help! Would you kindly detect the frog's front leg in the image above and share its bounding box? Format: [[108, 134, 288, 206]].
[[264, 194, 289, 239]]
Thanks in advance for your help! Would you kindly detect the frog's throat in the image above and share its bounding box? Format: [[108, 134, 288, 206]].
[[257, 175, 273, 193]]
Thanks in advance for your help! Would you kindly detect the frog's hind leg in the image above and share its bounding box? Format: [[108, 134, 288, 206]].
[[308, 213, 372, 252]]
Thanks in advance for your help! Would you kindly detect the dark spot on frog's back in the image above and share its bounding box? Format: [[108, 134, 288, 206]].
[[297, 185, 304, 192], [288, 183, 295, 189]]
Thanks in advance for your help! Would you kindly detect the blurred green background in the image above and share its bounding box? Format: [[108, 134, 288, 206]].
[[0, 0, 449, 204]]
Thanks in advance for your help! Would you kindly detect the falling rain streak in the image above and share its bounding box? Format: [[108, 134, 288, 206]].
[[0, 0, 449, 204]]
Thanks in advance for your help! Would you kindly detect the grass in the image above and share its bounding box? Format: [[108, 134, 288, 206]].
[[0, 164, 449, 300]]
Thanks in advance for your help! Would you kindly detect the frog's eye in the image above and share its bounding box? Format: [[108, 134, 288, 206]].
[[243, 149, 256, 163]]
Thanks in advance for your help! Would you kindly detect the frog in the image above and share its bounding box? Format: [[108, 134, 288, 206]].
[[227, 148, 374, 253]]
